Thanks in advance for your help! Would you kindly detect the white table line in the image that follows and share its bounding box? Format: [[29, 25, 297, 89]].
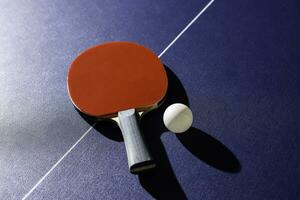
[[22, 125, 95, 200], [22, 0, 215, 199], [158, 0, 215, 58]]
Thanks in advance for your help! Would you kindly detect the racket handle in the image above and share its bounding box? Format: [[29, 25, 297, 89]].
[[118, 109, 155, 174]]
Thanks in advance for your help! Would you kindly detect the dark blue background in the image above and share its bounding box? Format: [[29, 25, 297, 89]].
[[0, 0, 299, 199]]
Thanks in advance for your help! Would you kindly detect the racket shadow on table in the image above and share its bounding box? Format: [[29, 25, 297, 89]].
[[77, 66, 241, 199]]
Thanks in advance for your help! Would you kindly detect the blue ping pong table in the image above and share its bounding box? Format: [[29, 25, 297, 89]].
[[1, 0, 299, 199]]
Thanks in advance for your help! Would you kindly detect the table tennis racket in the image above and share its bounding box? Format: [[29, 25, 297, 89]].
[[67, 42, 168, 173]]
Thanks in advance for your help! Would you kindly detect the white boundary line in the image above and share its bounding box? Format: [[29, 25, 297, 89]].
[[22, 125, 95, 200], [158, 0, 215, 58], [22, 1, 215, 199]]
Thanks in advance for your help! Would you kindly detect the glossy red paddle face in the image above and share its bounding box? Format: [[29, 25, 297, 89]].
[[67, 42, 168, 117]]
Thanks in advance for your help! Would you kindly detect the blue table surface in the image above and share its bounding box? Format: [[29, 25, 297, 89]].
[[1, 0, 299, 199]]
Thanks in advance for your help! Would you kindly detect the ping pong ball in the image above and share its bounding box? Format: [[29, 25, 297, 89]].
[[163, 103, 193, 133]]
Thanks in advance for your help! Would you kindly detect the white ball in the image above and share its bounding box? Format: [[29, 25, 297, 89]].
[[163, 103, 193, 133]]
